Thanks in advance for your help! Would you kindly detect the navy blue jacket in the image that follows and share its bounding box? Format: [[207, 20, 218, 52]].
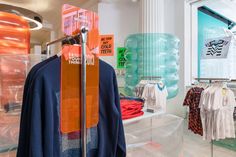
[[17, 57, 126, 157], [17, 56, 57, 157], [98, 60, 126, 157]]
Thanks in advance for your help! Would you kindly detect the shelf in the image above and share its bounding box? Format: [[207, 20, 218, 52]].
[[0, 112, 20, 154], [0, 145, 17, 154], [123, 110, 165, 125]]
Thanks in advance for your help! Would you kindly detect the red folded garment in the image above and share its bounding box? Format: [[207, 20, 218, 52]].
[[120, 99, 144, 120]]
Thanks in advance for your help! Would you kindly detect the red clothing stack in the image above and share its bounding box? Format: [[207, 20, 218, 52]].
[[120, 99, 144, 120]]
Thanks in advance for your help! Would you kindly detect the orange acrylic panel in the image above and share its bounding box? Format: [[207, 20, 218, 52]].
[[60, 45, 99, 133], [0, 11, 30, 54], [61, 5, 100, 133], [62, 4, 100, 54]]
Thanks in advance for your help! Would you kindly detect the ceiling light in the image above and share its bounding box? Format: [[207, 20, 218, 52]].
[[0, 4, 43, 31], [22, 16, 43, 30]]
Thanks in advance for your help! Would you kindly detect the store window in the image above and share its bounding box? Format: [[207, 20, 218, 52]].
[[185, 1, 236, 85], [198, 6, 236, 79]]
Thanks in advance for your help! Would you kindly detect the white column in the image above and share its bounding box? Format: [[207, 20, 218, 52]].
[[140, 0, 164, 33], [50, 30, 56, 54], [33, 45, 42, 55]]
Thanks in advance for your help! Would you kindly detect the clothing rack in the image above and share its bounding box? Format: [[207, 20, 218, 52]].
[[46, 34, 81, 57], [194, 78, 236, 84], [194, 77, 231, 83], [194, 77, 236, 157], [46, 27, 89, 157], [141, 76, 162, 80]]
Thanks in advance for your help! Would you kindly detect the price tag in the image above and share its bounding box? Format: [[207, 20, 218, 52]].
[[99, 35, 114, 56], [117, 47, 127, 69]]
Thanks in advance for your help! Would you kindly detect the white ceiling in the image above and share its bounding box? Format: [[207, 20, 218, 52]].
[[0, 0, 99, 48], [2, 0, 236, 49], [0, 0, 98, 27]]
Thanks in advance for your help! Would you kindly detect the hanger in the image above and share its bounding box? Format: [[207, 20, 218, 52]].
[[192, 81, 209, 89], [73, 37, 77, 45], [57, 50, 62, 57], [57, 38, 69, 57], [224, 28, 236, 41], [138, 79, 165, 88], [58, 35, 81, 57], [58, 39, 74, 57], [139, 80, 147, 84], [222, 82, 228, 89]]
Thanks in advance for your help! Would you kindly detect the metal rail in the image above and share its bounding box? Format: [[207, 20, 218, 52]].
[[45, 27, 88, 157], [80, 27, 88, 157]]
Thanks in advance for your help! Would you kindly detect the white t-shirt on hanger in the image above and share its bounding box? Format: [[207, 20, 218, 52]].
[[142, 84, 157, 107], [155, 83, 168, 112], [199, 85, 214, 140], [200, 85, 224, 140], [214, 89, 236, 140]]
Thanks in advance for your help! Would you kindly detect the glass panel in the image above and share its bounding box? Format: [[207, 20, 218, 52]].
[[198, 9, 236, 79], [0, 54, 46, 155]]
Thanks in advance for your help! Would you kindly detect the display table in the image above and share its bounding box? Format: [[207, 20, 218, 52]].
[[124, 113, 184, 157], [0, 110, 184, 157]]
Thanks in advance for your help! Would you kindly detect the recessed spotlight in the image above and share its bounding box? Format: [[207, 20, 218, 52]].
[[22, 16, 43, 31]]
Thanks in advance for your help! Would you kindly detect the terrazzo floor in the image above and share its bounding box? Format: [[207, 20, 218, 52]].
[[183, 122, 236, 157]]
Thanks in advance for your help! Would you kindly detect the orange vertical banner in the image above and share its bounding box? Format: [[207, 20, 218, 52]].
[[61, 45, 99, 133]]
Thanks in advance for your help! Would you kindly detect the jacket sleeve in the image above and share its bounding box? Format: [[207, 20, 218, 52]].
[[29, 92, 43, 157], [17, 75, 33, 157], [112, 70, 126, 157]]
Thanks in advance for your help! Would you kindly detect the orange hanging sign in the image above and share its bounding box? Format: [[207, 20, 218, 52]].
[[99, 35, 114, 56], [60, 45, 99, 133]]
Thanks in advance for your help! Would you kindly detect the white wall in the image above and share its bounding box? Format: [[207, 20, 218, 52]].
[[98, 1, 139, 67], [164, 0, 186, 117], [98, 0, 186, 117]]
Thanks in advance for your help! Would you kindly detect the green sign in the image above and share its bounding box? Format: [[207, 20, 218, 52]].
[[117, 47, 127, 69]]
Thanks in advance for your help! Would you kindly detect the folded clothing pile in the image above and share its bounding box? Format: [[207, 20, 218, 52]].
[[120, 97, 144, 120]]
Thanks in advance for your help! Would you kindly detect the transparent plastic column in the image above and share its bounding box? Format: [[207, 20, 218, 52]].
[[124, 33, 180, 99]]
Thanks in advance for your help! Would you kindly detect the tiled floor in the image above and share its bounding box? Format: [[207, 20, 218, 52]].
[[125, 116, 236, 157], [183, 123, 236, 157]]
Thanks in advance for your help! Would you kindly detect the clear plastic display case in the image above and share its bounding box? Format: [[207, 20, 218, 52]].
[[124, 113, 184, 157], [0, 54, 46, 156]]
